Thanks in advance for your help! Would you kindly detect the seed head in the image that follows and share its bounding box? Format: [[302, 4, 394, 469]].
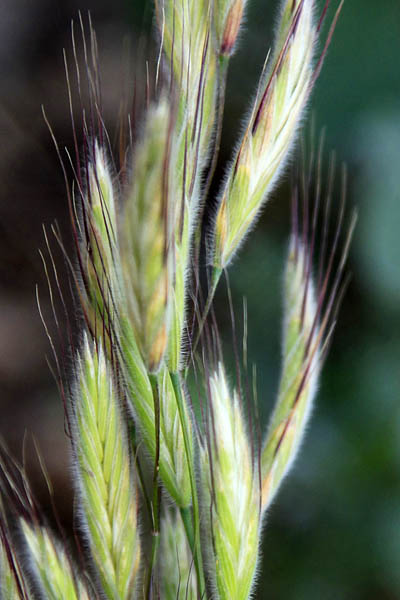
[[73, 336, 141, 599], [200, 365, 260, 600], [261, 238, 320, 511], [212, 0, 316, 269], [121, 98, 175, 373], [80, 142, 120, 336]]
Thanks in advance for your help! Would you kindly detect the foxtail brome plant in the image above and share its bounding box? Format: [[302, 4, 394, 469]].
[[0, 0, 353, 598]]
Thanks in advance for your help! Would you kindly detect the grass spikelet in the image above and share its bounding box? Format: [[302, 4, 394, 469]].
[[72, 97, 192, 508], [73, 334, 141, 599], [87, 142, 117, 268], [80, 141, 120, 339], [118, 97, 194, 507], [19, 520, 91, 600], [212, 0, 316, 270], [261, 237, 320, 511], [159, 509, 198, 599], [261, 160, 355, 511], [121, 97, 174, 373], [200, 365, 260, 600]]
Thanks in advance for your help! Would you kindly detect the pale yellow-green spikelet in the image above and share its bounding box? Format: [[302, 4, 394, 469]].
[[121, 98, 174, 373], [200, 365, 260, 600], [74, 335, 140, 599], [261, 237, 320, 512], [214, 0, 247, 56], [19, 520, 91, 600], [81, 141, 120, 335], [118, 98, 193, 506], [213, 0, 316, 269], [159, 509, 198, 599]]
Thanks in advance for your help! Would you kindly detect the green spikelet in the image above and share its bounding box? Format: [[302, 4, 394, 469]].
[[159, 509, 198, 599], [200, 365, 260, 600], [117, 98, 193, 507], [213, 0, 316, 269], [261, 238, 320, 510], [80, 141, 120, 338], [74, 335, 141, 599], [121, 98, 174, 373], [20, 520, 91, 600]]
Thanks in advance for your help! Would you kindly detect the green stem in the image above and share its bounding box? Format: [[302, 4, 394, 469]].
[[170, 372, 205, 597]]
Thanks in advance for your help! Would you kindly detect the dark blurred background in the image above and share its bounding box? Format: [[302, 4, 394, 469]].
[[0, 0, 399, 598]]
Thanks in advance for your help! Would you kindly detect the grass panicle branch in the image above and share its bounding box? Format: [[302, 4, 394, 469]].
[[0, 0, 350, 599]]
